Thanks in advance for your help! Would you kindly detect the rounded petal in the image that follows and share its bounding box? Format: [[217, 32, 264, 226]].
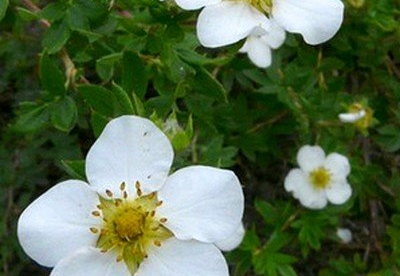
[[86, 116, 174, 197], [338, 110, 366, 123], [284, 169, 327, 209], [336, 228, 352, 244], [324, 153, 351, 180], [241, 36, 272, 68], [157, 166, 244, 243], [197, 1, 270, 48], [263, 19, 286, 49], [136, 238, 229, 276], [326, 180, 352, 204], [272, 0, 344, 45], [296, 145, 326, 172], [174, 0, 221, 10], [50, 247, 130, 276], [215, 223, 245, 252], [17, 181, 101, 267]]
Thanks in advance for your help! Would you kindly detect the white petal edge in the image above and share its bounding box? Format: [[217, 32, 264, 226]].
[[324, 152, 351, 180], [296, 145, 326, 172], [284, 169, 328, 209], [157, 165, 244, 243], [136, 238, 229, 276], [17, 180, 101, 267], [326, 180, 352, 204], [197, 1, 270, 48], [338, 110, 366, 123], [241, 36, 272, 68], [86, 115, 174, 197], [272, 0, 344, 45], [50, 247, 130, 276], [174, 0, 221, 10], [263, 19, 286, 49], [215, 222, 245, 252]]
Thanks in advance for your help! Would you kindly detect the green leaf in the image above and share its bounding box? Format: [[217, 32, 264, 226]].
[[16, 7, 38, 22], [60, 159, 85, 180], [50, 96, 78, 132], [42, 19, 71, 54], [111, 82, 135, 115], [90, 110, 109, 137], [96, 53, 122, 81], [14, 103, 49, 133], [122, 52, 148, 98], [189, 67, 228, 102], [79, 85, 115, 117], [40, 53, 66, 96], [0, 0, 9, 22]]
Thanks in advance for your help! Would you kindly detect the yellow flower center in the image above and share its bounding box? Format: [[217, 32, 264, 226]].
[[245, 0, 273, 13], [309, 167, 331, 189], [89, 182, 172, 274]]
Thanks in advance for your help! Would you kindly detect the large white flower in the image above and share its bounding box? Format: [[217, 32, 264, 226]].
[[17, 116, 244, 276], [239, 22, 285, 68], [284, 145, 351, 209], [176, 0, 344, 48]]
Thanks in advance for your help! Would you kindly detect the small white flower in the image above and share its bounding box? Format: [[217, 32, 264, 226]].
[[284, 145, 352, 209], [339, 109, 366, 123], [176, 0, 344, 48], [336, 227, 352, 244], [17, 116, 244, 276], [239, 22, 285, 68]]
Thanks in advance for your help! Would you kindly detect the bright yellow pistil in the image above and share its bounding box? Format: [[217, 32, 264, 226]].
[[89, 182, 172, 274], [246, 0, 273, 13], [309, 167, 332, 189]]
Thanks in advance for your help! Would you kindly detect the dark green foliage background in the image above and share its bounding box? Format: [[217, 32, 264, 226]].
[[1, 0, 400, 275]]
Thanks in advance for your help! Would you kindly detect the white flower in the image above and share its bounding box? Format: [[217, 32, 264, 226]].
[[17, 116, 244, 276], [284, 145, 352, 209], [176, 0, 344, 48], [339, 109, 366, 123], [239, 22, 285, 68], [215, 223, 245, 252], [336, 227, 352, 244]]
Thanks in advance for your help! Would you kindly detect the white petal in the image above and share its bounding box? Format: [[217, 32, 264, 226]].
[[284, 169, 327, 209], [136, 238, 229, 276], [263, 19, 286, 49], [336, 228, 352, 244], [50, 247, 130, 276], [215, 223, 245, 252], [86, 116, 174, 197], [338, 110, 366, 123], [157, 166, 244, 243], [17, 181, 101, 267], [326, 180, 352, 204], [272, 0, 344, 45], [324, 153, 351, 180], [242, 36, 272, 68], [174, 0, 221, 10], [197, 1, 270, 48], [296, 145, 326, 172]]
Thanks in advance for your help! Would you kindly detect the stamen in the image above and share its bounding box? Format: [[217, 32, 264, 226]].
[[92, 211, 101, 217], [135, 181, 143, 197], [156, 200, 163, 207], [159, 218, 167, 223], [90, 227, 99, 234], [106, 189, 113, 197], [116, 255, 123, 262], [120, 182, 126, 191], [123, 191, 128, 199], [154, 240, 161, 247]]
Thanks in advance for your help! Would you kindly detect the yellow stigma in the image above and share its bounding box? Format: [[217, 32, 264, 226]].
[[91, 182, 172, 274], [245, 0, 272, 13], [309, 167, 331, 189]]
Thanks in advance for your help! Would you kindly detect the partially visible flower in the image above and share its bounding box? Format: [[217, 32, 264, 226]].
[[336, 227, 352, 244], [239, 22, 286, 68], [175, 0, 344, 48], [284, 145, 352, 209], [339, 102, 374, 132], [18, 116, 244, 276]]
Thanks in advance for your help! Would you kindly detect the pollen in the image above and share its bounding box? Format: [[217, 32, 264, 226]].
[[92, 181, 172, 275], [309, 167, 332, 189]]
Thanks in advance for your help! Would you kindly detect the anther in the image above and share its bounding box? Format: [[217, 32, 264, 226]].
[[150, 210, 156, 217], [135, 181, 143, 197], [148, 192, 156, 199], [123, 191, 128, 199], [154, 240, 161, 247], [159, 217, 168, 223], [90, 227, 99, 234], [92, 211, 101, 217], [100, 249, 108, 253], [156, 200, 163, 207], [97, 204, 103, 209], [120, 182, 126, 191], [116, 255, 123, 262], [106, 190, 113, 197]]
